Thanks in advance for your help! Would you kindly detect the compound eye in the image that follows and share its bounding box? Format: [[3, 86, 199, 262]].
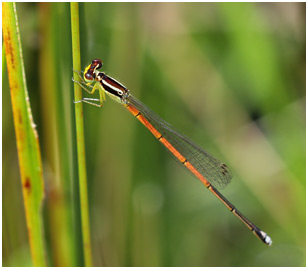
[[85, 72, 94, 81], [92, 59, 103, 69]]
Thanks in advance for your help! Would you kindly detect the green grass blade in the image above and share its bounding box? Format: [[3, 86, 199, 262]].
[[38, 3, 80, 265], [2, 2, 46, 267], [70, 3, 93, 266]]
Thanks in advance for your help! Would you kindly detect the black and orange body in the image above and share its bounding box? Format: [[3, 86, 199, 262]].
[[74, 59, 272, 246], [125, 101, 271, 245]]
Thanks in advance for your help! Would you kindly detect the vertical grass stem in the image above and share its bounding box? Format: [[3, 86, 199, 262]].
[[2, 2, 46, 266], [70, 3, 93, 267]]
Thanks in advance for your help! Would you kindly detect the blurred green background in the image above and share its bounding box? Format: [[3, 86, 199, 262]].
[[2, 2, 305, 267]]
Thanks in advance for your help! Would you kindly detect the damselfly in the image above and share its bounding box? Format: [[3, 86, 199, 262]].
[[73, 59, 272, 246]]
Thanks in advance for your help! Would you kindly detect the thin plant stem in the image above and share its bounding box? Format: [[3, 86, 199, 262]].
[[70, 2, 93, 267], [2, 2, 46, 266]]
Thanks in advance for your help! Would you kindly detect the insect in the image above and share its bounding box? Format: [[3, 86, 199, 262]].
[[73, 59, 272, 245]]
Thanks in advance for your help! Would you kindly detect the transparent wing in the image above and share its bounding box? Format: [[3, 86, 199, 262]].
[[126, 95, 232, 189]]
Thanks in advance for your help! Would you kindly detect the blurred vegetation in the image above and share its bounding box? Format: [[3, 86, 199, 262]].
[[2, 2, 305, 267]]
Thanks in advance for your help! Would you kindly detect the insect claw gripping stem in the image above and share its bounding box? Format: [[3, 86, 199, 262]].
[[72, 68, 84, 78]]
